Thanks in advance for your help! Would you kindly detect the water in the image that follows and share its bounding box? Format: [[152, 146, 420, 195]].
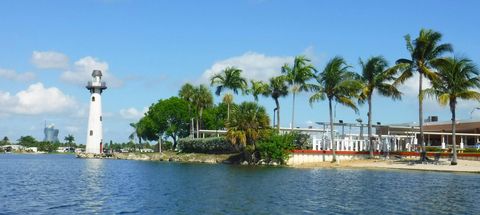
[[1, 154, 479, 215]]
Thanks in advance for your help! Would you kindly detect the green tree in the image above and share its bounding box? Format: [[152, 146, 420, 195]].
[[249, 80, 269, 102], [192, 85, 214, 138], [424, 57, 480, 165], [140, 97, 191, 150], [282, 56, 316, 129], [226, 102, 270, 151], [309, 56, 362, 162], [266, 76, 289, 131], [64, 134, 75, 147], [210, 66, 248, 120], [179, 83, 195, 136], [396, 29, 453, 160], [18, 136, 37, 147], [0, 136, 9, 145], [358, 56, 402, 158]]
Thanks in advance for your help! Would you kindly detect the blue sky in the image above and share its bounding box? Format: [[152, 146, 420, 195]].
[[1, 0, 480, 144]]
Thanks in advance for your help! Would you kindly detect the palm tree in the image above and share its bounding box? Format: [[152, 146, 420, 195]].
[[282, 56, 316, 129], [266, 76, 289, 131], [128, 122, 142, 144], [179, 83, 195, 137], [359, 56, 402, 158], [249, 80, 269, 102], [192, 85, 214, 138], [424, 57, 480, 165], [309, 56, 362, 162], [396, 29, 453, 160], [210, 67, 248, 120], [226, 102, 270, 152], [64, 134, 75, 147]]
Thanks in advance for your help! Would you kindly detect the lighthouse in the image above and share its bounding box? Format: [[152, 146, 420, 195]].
[[85, 70, 107, 154]]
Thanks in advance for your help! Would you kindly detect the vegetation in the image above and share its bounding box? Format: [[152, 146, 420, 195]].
[[256, 132, 295, 164], [178, 137, 236, 154], [210, 66, 248, 120], [309, 56, 362, 162], [64, 134, 75, 147], [396, 28, 453, 160], [282, 56, 316, 129], [358, 56, 402, 158], [424, 57, 480, 165]]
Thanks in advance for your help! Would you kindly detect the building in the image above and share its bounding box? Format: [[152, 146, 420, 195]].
[[44, 123, 60, 143], [85, 70, 107, 154]]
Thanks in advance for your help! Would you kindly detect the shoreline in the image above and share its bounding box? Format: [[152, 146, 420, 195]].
[[74, 152, 480, 173]]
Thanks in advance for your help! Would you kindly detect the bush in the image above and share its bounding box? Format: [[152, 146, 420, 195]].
[[463, 148, 480, 153], [178, 137, 236, 154], [426, 146, 443, 152], [291, 132, 311, 150], [256, 133, 295, 164]]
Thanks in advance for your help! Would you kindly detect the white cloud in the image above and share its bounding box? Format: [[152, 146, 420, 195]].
[[31, 51, 69, 69], [0, 82, 76, 115], [0, 68, 35, 82], [199, 52, 294, 84], [61, 56, 123, 87], [119, 107, 147, 120]]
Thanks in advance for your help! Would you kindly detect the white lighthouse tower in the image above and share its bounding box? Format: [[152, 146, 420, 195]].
[[85, 70, 107, 154]]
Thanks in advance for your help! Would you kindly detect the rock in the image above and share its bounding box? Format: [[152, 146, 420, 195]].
[[241, 161, 248, 165], [270, 161, 278, 166]]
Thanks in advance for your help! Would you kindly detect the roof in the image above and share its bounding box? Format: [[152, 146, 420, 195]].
[[92, 70, 103, 77]]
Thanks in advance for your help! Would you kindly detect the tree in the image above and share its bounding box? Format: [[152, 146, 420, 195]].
[[18, 136, 37, 147], [396, 28, 453, 160], [249, 80, 269, 102], [140, 97, 191, 150], [64, 134, 75, 147], [424, 57, 480, 165], [282, 56, 316, 129], [179, 83, 195, 136], [210, 67, 248, 120], [226, 102, 270, 150], [0, 136, 9, 145], [309, 56, 362, 162], [202, 103, 230, 131], [266, 76, 289, 131], [192, 85, 214, 138], [358, 56, 402, 158]]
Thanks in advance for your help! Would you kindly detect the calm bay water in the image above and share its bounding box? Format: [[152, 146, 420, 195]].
[[1, 154, 479, 214]]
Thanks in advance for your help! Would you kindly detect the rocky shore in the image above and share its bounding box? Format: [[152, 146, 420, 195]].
[[76, 151, 239, 164]]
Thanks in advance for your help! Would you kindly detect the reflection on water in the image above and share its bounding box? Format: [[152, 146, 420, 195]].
[[1, 154, 480, 214]]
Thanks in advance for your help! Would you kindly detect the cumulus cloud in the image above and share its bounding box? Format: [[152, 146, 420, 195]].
[[31, 51, 69, 69], [198, 52, 294, 84], [61, 56, 123, 87], [119, 107, 147, 120], [0, 68, 35, 82], [0, 82, 76, 115]]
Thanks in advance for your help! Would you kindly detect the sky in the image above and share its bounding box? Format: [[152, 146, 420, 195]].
[[1, 0, 480, 144]]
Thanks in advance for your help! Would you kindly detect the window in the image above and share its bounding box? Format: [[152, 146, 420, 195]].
[[92, 96, 95, 102], [100, 116, 102, 121], [90, 130, 93, 136]]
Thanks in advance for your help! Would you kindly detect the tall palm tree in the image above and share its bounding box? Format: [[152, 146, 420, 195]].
[[309, 56, 362, 162], [226, 102, 270, 150], [249, 80, 269, 102], [282, 56, 316, 129], [396, 29, 453, 160], [179, 83, 195, 137], [266, 76, 289, 131], [210, 67, 248, 120], [359, 56, 402, 158], [424, 57, 480, 165], [192, 85, 214, 138], [64, 134, 75, 147]]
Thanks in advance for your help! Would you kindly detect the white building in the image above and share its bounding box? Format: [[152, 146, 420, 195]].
[[85, 70, 107, 154]]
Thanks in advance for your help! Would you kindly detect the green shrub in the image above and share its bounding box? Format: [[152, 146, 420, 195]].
[[291, 132, 311, 150], [425, 146, 443, 152], [256, 133, 295, 164], [178, 137, 236, 154], [463, 148, 480, 153]]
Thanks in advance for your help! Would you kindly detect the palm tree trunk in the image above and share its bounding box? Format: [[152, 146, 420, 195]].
[[418, 73, 426, 161], [368, 96, 373, 158], [450, 100, 458, 165], [227, 103, 230, 121], [275, 98, 280, 132], [291, 92, 296, 130], [329, 99, 336, 162], [196, 117, 199, 138]]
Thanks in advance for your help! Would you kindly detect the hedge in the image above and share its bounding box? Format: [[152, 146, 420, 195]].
[[177, 137, 237, 154]]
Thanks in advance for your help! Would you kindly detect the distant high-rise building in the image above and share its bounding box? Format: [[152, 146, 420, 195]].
[[44, 123, 60, 143]]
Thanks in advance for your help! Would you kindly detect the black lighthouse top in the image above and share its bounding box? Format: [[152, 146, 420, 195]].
[[86, 70, 107, 92]]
